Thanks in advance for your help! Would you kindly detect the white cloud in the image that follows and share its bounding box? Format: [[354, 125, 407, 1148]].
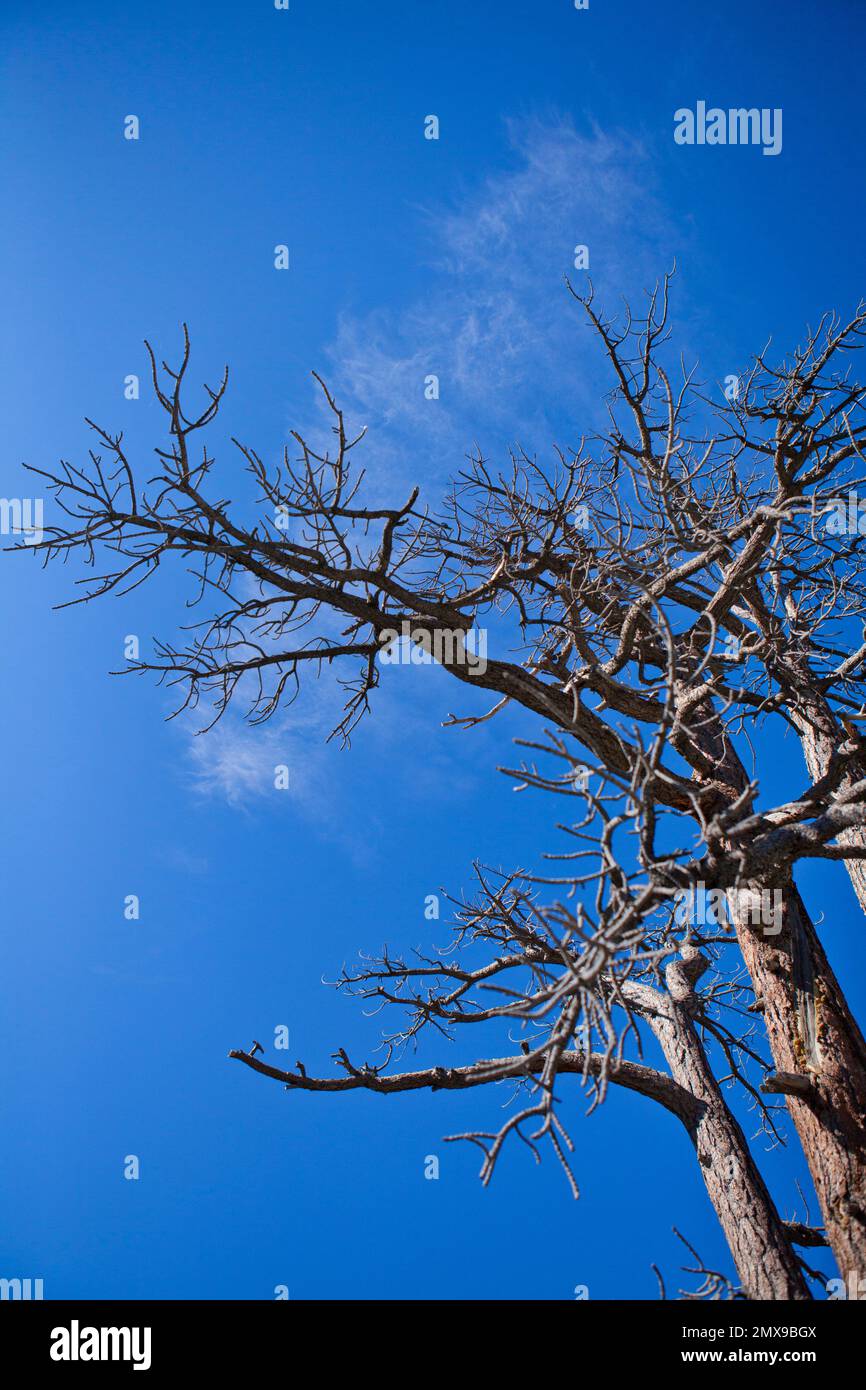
[[186, 718, 285, 809], [183, 689, 340, 812], [315, 116, 680, 499], [190, 116, 681, 806]]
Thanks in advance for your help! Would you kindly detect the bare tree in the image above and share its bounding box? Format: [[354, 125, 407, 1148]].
[[228, 793, 818, 1300], [22, 277, 866, 1294]]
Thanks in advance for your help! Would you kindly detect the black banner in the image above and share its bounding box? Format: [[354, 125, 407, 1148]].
[[0, 1298, 860, 1375]]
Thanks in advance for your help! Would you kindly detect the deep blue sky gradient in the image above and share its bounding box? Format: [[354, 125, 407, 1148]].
[[2, 0, 865, 1299]]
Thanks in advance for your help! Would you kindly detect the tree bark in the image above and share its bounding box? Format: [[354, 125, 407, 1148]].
[[736, 884, 866, 1285], [688, 707, 866, 1282], [644, 954, 810, 1299], [788, 690, 866, 918], [233, 991, 811, 1298], [751, 593, 866, 915]]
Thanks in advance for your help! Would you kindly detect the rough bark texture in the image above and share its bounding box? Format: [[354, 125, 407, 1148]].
[[690, 707, 866, 1281], [737, 885, 866, 1285], [646, 953, 810, 1300], [791, 694, 866, 919]]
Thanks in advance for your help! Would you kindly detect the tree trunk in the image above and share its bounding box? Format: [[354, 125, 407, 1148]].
[[788, 689, 866, 918], [647, 952, 810, 1299], [735, 883, 866, 1285], [755, 594, 866, 915], [687, 705, 866, 1282]]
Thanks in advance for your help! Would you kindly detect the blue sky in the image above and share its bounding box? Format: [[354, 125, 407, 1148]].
[[2, 0, 865, 1299]]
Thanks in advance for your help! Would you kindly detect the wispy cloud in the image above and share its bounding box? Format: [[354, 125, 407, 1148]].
[[154, 845, 210, 875], [186, 718, 286, 809], [183, 695, 337, 812], [318, 116, 679, 497], [190, 115, 680, 806]]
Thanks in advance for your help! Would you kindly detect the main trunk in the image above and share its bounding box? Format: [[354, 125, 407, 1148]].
[[736, 883, 866, 1284], [651, 953, 810, 1299], [688, 707, 866, 1281]]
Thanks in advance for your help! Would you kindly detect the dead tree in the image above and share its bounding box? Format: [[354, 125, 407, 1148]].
[[20, 279, 866, 1292], [229, 766, 818, 1300]]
